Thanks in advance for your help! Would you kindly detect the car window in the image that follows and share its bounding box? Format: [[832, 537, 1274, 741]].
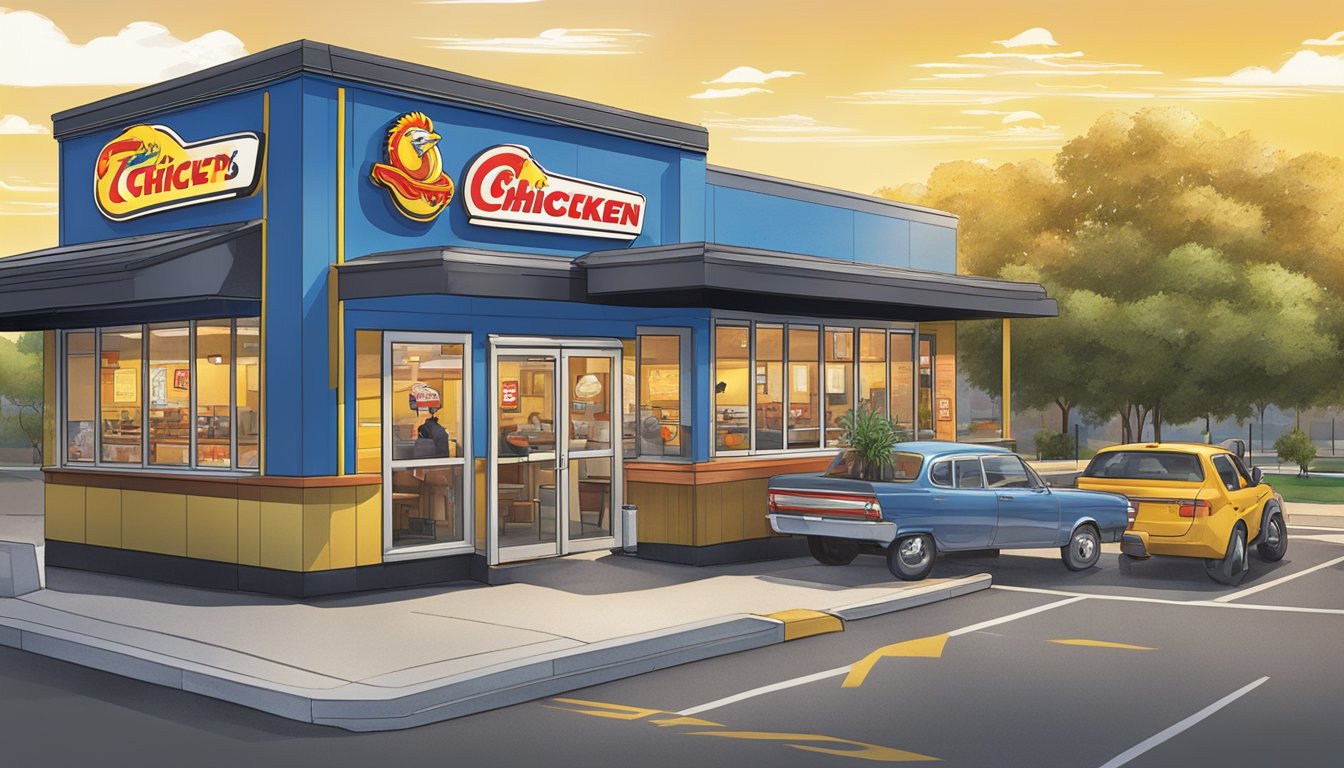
[[929, 460, 953, 487], [1229, 454, 1254, 486], [824, 450, 924, 482], [1082, 451, 1204, 482], [982, 455, 1031, 488], [954, 459, 985, 488], [1210, 455, 1241, 491]]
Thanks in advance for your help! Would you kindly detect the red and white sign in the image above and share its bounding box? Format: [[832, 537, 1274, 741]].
[[500, 380, 520, 411], [463, 145, 645, 240], [409, 382, 442, 412]]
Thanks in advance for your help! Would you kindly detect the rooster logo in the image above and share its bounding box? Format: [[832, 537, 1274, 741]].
[[370, 112, 455, 222]]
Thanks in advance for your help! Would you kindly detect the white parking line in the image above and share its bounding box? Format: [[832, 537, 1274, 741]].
[[1287, 525, 1344, 532], [675, 597, 1083, 717], [1096, 677, 1269, 768], [1214, 554, 1344, 603], [994, 584, 1344, 615]]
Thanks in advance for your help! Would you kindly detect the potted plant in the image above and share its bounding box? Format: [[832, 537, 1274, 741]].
[[837, 404, 907, 480]]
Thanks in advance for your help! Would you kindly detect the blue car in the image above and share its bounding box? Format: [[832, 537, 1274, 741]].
[[767, 441, 1132, 580]]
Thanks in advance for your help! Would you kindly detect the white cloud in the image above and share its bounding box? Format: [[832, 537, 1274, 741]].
[[0, 178, 56, 193], [963, 51, 1085, 61], [0, 10, 246, 86], [1000, 110, 1044, 123], [422, 27, 647, 55], [1191, 50, 1344, 88], [705, 66, 803, 85], [0, 201, 58, 216], [1303, 31, 1344, 46], [699, 114, 855, 133], [994, 28, 1059, 48], [0, 114, 48, 135], [424, 0, 541, 3], [689, 87, 772, 100]]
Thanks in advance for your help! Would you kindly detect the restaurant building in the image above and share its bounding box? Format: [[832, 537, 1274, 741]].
[[0, 41, 1056, 596]]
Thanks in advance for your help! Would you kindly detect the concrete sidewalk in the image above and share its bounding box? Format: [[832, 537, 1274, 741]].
[[0, 550, 989, 731]]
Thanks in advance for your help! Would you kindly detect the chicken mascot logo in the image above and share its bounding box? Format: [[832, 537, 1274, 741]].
[[370, 112, 455, 222]]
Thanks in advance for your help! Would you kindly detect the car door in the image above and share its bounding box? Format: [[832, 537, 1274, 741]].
[[986, 454, 1060, 547], [1212, 454, 1265, 530], [926, 456, 997, 550]]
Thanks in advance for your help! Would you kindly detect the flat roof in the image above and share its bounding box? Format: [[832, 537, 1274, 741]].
[[52, 40, 709, 153], [707, 166, 958, 229]]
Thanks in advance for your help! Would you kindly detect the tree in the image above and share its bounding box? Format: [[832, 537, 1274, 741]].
[[0, 333, 43, 464], [1274, 429, 1316, 478], [887, 108, 1344, 439]]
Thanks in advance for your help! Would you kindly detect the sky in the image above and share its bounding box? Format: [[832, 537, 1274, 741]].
[[1, 0, 1343, 259]]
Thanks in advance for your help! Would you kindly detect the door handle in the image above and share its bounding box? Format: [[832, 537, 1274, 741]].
[[998, 495, 1014, 501]]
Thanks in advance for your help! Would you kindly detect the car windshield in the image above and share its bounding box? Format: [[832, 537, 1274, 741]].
[[1083, 451, 1205, 482], [824, 451, 924, 482]]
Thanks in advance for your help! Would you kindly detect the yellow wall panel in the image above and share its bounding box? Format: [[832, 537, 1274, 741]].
[[473, 459, 487, 552], [238, 498, 261, 566], [44, 483, 85, 543], [302, 488, 332, 572], [721, 481, 745, 544], [259, 488, 303, 571], [743, 479, 772, 539], [187, 495, 239, 563], [693, 484, 716, 546], [328, 486, 357, 570], [355, 484, 382, 566], [85, 487, 122, 548], [121, 490, 187, 556]]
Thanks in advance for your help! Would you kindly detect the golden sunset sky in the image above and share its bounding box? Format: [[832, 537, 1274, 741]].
[[2, 0, 1343, 258]]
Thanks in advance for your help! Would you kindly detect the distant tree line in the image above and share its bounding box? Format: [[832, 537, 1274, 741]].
[[0, 333, 43, 462], [883, 108, 1344, 441]]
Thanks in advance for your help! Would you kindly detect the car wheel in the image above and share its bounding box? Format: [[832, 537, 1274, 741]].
[[1205, 524, 1249, 586], [1061, 524, 1101, 571], [887, 534, 936, 581], [807, 536, 859, 566], [1256, 510, 1288, 562]]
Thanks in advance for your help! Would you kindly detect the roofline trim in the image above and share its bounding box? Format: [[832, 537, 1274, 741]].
[[706, 165, 957, 227]]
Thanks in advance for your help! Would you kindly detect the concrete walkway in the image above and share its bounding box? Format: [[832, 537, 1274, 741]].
[[0, 550, 989, 731]]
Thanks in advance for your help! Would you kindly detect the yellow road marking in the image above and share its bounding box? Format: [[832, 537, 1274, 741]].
[[842, 634, 949, 689], [686, 731, 940, 762], [1049, 638, 1154, 651], [549, 698, 938, 762], [765, 609, 844, 641]]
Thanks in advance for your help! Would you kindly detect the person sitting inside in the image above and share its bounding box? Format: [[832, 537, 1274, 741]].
[[418, 407, 450, 456]]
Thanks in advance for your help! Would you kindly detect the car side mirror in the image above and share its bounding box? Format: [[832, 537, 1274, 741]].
[[1250, 467, 1263, 487]]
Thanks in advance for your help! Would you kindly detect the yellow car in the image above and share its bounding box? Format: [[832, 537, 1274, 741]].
[[1076, 443, 1288, 585]]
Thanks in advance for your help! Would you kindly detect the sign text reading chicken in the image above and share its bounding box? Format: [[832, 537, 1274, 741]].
[[464, 145, 645, 240], [94, 125, 263, 221]]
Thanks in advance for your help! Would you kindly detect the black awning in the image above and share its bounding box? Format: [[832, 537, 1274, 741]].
[[0, 220, 262, 330], [336, 246, 585, 303], [576, 242, 1057, 321]]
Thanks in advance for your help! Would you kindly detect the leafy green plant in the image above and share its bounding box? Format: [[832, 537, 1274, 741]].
[[1274, 429, 1317, 478], [1033, 429, 1076, 460], [837, 405, 906, 480]]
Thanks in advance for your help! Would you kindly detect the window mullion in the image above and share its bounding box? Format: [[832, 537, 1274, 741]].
[[189, 321, 197, 470], [230, 319, 238, 472]]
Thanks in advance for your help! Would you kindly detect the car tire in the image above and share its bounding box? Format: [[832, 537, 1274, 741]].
[[887, 534, 936, 581], [1256, 510, 1288, 562], [1205, 524, 1249, 586], [1061, 524, 1101, 571], [807, 536, 859, 566]]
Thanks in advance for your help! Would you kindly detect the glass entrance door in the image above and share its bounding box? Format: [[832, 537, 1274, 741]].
[[491, 341, 621, 564]]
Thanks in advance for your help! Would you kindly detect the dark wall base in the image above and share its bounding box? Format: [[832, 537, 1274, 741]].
[[45, 541, 476, 598], [636, 536, 808, 567]]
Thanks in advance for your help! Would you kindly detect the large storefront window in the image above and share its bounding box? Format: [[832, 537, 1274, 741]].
[[387, 338, 469, 551], [636, 332, 689, 458], [62, 319, 260, 472], [713, 318, 918, 456]]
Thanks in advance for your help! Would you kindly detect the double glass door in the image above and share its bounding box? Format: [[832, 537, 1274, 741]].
[[492, 342, 620, 564]]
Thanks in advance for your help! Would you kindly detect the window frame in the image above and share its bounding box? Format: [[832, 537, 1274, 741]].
[[58, 319, 257, 475], [632, 326, 693, 462], [710, 313, 918, 458]]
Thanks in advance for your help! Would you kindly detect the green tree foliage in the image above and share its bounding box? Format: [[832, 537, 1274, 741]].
[[1274, 429, 1317, 478], [1033, 429, 1075, 460], [0, 333, 43, 462], [888, 108, 1344, 439]]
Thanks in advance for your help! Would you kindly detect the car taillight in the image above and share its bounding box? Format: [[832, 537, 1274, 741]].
[[863, 497, 882, 521], [767, 490, 882, 520], [1178, 500, 1211, 518], [1126, 504, 1137, 529]]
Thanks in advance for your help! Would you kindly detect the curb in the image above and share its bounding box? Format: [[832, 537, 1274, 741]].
[[0, 573, 991, 731]]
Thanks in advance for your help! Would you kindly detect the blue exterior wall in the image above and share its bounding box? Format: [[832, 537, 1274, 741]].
[[705, 181, 957, 274]]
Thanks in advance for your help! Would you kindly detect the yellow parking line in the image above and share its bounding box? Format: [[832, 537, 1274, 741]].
[[764, 609, 844, 641], [1049, 638, 1154, 651], [685, 730, 940, 762]]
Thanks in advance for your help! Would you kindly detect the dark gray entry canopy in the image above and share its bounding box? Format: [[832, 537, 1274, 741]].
[[577, 242, 1058, 321], [0, 220, 261, 331], [336, 246, 584, 303]]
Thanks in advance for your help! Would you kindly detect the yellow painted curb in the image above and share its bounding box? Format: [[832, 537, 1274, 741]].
[[764, 609, 844, 641]]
